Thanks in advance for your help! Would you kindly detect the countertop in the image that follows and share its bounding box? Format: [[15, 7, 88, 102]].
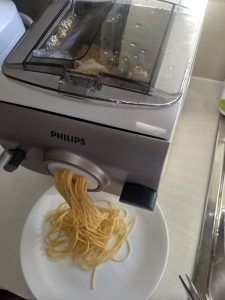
[[0, 77, 222, 299]]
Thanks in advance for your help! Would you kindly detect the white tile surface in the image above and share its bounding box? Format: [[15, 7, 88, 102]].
[[151, 77, 222, 299], [0, 77, 222, 299], [193, 1, 225, 81], [0, 169, 52, 299]]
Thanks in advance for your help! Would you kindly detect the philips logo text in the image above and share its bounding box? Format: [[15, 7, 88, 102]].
[[50, 131, 86, 145]]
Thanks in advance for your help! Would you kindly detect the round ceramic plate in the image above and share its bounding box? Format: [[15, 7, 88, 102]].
[[20, 186, 169, 300]]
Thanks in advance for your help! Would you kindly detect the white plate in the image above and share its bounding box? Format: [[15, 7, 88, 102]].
[[20, 186, 169, 300]]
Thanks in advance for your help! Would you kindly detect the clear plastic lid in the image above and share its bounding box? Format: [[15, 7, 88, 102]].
[[31, 0, 199, 106]]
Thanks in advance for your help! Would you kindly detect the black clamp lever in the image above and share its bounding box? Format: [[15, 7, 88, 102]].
[[119, 182, 157, 211], [3, 149, 26, 172]]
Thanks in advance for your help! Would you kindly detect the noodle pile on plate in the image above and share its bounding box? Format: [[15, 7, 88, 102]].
[[44, 169, 136, 288]]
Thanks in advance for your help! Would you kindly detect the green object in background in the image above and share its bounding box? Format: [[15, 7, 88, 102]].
[[219, 99, 225, 115]]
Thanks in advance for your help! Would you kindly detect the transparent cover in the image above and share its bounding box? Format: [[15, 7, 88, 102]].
[[33, 0, 173, 89], [31, 0, 199, 105]]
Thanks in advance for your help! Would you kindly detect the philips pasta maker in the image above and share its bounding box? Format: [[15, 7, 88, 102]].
[[0, 0, 208, 210]]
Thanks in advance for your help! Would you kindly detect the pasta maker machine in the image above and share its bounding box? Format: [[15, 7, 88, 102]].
[[0, 0, 208, 210]]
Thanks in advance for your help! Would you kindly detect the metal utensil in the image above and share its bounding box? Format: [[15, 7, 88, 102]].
[[179, 274, 203, 300], [208, 207, 225, 300], [191, 117, 225, 300]]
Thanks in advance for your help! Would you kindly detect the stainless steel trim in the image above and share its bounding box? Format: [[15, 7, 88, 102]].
[[192, 116, 225, 299], [43, 149, 110, 191], [0, 100, 170, 191]]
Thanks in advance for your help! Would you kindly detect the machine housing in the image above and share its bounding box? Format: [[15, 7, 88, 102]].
[[0, 0, 208, 209]]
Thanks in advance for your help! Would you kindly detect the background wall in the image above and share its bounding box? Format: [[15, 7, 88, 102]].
[[193, 0, 225, 81]]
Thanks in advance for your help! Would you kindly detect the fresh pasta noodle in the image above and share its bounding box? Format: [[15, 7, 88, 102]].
[[44, 169, 136, 289]]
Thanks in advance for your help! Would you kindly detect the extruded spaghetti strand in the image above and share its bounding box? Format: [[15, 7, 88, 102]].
[[44, 169, 136, 288]]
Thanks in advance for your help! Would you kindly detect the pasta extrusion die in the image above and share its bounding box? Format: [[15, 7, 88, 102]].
[[0, 0, 208, 209]]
